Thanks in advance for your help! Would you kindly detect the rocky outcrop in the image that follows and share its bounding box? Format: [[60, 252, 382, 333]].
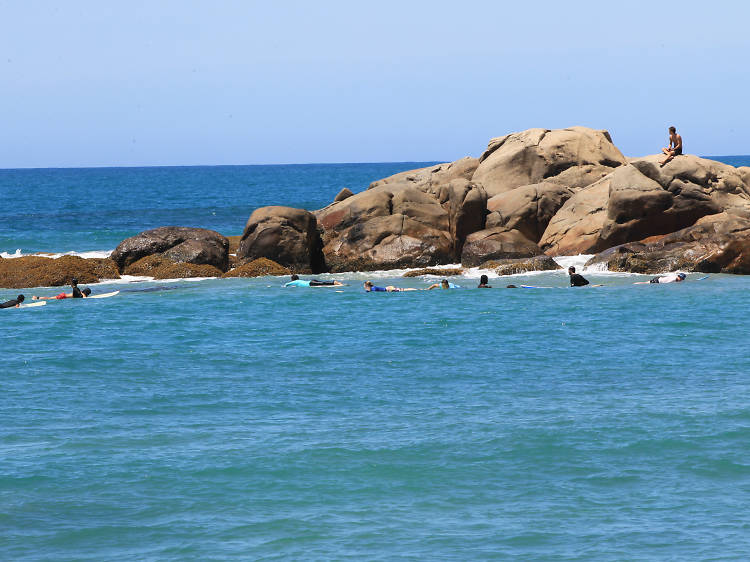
[[486, 182, 573, 243], [222, 258, 290, 278], [460, 227, 542, 267], [479, 255, 561, 275], [473, 127, 627, 197], [111, 227, 229, 273], [237, 206, 324, 273], [124, 255, 223, 279], [0, 256, 120, 289], [334, 188, 354, 202], [369, 157, 479, 196], [585, 212, 750, 274], [402, 268, 463, 277], [538, 154, 750, 255]]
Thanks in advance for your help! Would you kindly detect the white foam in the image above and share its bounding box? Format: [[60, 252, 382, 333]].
[[1, 249, 113, 259]]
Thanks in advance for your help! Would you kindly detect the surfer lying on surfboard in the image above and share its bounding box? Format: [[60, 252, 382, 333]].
[[285, 274, 343, 287], [0, 294, 25, 308], [634, 272, 686, 284], [33, 287, 91, 300], [363, 281, 418, 292]]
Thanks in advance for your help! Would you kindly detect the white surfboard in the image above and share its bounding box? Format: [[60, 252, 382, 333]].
[[87, 291, 120, 299], [18, 301, 47, 308]]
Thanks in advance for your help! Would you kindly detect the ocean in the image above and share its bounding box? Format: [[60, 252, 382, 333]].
[[2, 158, 750, 560]]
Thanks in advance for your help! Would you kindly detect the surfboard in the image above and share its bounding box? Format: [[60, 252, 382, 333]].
[[520, 285, 555, 289], [88, 291, 120, 299], [18, 301, 46, 308], [695, 275, 710, 281]]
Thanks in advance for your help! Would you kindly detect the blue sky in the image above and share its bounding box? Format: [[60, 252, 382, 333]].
[[2, 1, 748, 167]]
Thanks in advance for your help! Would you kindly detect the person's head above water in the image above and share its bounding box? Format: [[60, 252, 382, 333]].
[[480, 274, 488, 285], [363, 281, 373, 288], [677, 272, 686, 281], [17, 294, 24, 303], [441, 279, 449, 289], [82, 288, 91, 296], [568, 266, 576, 274], [290, 274, 299, 281], [71, 278, 78, 287]]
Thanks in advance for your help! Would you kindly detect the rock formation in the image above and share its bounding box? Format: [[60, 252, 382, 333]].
[[111, 226, 229, 274]]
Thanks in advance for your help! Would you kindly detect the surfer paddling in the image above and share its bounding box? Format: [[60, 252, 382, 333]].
[[33, 279, 91, 300], [285, 274, 343, 287], [363, 281, 417, 292], [0, 294, 25, 308], [635, 272, 687, 284]]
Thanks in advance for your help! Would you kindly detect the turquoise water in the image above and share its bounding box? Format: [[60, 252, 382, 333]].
[[2, 159, 750, 560]]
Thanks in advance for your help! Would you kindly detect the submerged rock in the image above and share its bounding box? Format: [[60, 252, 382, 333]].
[[402, 268, 464, 278], [0, 255, 120, 289], [222, 258, 290, 278], [479, 255, 561, 275]]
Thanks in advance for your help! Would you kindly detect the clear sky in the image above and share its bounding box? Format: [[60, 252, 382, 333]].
[[2, 1, 749, 168]]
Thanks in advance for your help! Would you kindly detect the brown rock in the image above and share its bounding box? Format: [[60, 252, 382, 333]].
[[402, 268, 463, 277], [334, 188, 354, 202], [461, 227, 542, 267], [222, 257, 291, 278], [473, 127, 626, 197], [124, 255, 222, 279], [369, 156, 480, 197], [480, 255, 561, 275], [111, 227, 229, 272], [486, 182, 573, 243], [0, 255, 120, 289], [448, 180, 488, 256], [585, 212, 750, 274], [237, 206, 324, 273]]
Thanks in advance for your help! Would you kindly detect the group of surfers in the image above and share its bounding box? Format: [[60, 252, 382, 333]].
[[0, 278, 92, 309], [282, 267, 690, 293]]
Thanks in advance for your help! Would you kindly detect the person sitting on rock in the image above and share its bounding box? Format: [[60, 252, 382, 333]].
[[649, 272, 686, 284], [477, 274, 492, 288], [33, 287, 91, 300], [285, 274, 343, 287], [363, 281, 417, 292], [659, 126, 683, 166], [0, 294, 25, 308], [568, 266, 590, 287]]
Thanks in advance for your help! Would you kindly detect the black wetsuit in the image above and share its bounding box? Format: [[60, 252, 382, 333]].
[[0, 298, 22, 309], [569, 273, 590, 287], [308, 280, 336, 286], [72, 286, 83, 298]]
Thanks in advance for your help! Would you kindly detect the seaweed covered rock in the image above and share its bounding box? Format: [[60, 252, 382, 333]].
[[0, 255, 120, 289], [111, 227, 229, 273], [222, 258, 290, 278], [402, 268, 464, 278], [123, 255, 223, 279], [480, 255, 561, 275], [237, 207, 324, 273]]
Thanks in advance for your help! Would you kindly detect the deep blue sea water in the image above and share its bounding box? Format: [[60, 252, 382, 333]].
[[2, 157, 750, 560]]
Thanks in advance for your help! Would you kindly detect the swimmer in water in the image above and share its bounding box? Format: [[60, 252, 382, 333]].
[[634, 272, 687, 284], [363, 281, 417, 292], [427, 279, 459, 290], [477, 274, 492, 288]]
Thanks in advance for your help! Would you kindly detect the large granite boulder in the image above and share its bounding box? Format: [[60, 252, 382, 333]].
[[111, 226, 229, 273], [486, 182, 573, 243], [585, 212, 750, 274], [237, 206, 325, 273], [472, 127, 627, 197], [448, 180, 488, 256], [460, 227, 542, 267], [538, 157, 747, 255], [369, 157, 480, 197], [124, 255, 223, 279]]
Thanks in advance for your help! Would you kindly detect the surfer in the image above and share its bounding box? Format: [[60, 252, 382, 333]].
[[33, 287, 91, 300], [647, 272, 687, 284], [568, 266, 590, 287], [427, 279, 461, 290], [285, 274, 343, 287], [363, 281, 417, 292], [477, 275, 492, 288], [0, 294, 25, 308], [659, 126, 683, 167]]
